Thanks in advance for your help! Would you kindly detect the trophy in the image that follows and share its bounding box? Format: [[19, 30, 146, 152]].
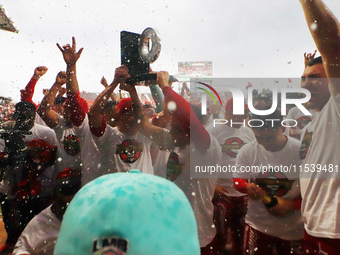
[[121, 27, 176, 85]]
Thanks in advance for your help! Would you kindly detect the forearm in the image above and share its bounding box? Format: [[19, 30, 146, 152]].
[[128, 87, 142, 110], [66, 64, 79, 95], [262, 195, 301, 217], [109, 92, 119, 101], [89, 82, 118, 134], [21, 78, 38, 103], [38, 83, 60, 116], [37, 84, 61, 128], [128, 87, 160, 137], [149, 84, 164, 113], [41, 83, 60, 105], [300, 0, 340, 58]]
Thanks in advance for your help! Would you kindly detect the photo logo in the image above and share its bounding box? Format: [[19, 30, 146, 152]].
[[197, 83, 311, 116], [196, 82, 222, 115]]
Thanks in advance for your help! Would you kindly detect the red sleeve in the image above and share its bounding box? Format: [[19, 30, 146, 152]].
[[233, 178, 248, 194], [67, 92, 89, 127], [162, 87, 210, 153], [21, 78, 38, 107], [90, 118, 106, 137]]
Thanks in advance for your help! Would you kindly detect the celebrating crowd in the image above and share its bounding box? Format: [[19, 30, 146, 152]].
[[0, 0, 340, 254]]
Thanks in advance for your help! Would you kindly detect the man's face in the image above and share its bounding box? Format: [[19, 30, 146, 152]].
[[102, 105, 117, 123], [15, 110, 35, 131], [253, 127, 285, 152], [301, 63, 330, 111], [117, 109, 138, 135]]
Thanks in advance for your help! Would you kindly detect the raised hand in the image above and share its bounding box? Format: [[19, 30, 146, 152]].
[[156, 71, 170, 90], [100, 76, 109, 88], [113, 65, 131, 85], [304, 50, 317, 67], [56, 37, 84, 66], [33, 66, 48, 79], [55, 71, 67, 85], [57, 87, 67, 98]]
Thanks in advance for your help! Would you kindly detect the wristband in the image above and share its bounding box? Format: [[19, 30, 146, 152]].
[[263, 194, 278, 208]]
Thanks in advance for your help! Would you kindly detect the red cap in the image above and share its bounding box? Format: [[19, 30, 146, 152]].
[[64, 96, 89, 114], [56, 168, 81, 180], [116, 98, 133, 115], [27, 139, 57, 150]]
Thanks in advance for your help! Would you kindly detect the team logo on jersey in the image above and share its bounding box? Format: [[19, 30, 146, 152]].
[[221, 137, 245, 158], [166, 152, 183, 181], [296, 116, 312, 129], [92, 237, 128, 255], [62, 134, 80, 156], [256, 170, 294, 196], [116, 139, 143, 163], [300, 130, 313, 159]]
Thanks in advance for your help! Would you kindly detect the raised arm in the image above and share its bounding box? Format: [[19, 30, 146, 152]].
[[101, 76, 119, 101], [157, 71, 210, 154], [88, 66, 130, 137], [37, 71, 66, 128], [21, 66, 48, 105], [300, 0, 340, 94], [117, 76, 172, 148], [57, 37, 87, 126]]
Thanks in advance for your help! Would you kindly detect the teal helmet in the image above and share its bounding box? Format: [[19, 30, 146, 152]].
[[54, 170, 200, 255]]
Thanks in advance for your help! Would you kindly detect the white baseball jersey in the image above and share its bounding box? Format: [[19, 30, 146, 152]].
[[300, 88, 340, 239], [13, 205, 60, 255], [52, 115, 83, 173], [234, 136, 303, 240], [285, 106, 316, 139], [206, 123, 255, 196], [165, 132, 221, 247], [93, 126, 153, 175]]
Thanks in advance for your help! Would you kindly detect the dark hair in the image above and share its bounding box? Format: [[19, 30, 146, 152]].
[[307, 56, 323, 66], [104, 100, 119, 111], [54, 97, 67, 106], [249, 109, 283, 130], [53, 169, 82, 197], [14, 101, 36, 113]]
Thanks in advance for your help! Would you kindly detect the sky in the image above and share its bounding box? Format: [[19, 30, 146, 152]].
[[1, 0, 340, 103]]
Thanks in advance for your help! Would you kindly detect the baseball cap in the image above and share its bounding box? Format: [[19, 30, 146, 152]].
[[54, 170, 200, 255], [169, 75, 178, 82], [53, 168, 82, 197], [116, 98, 133, 116]]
